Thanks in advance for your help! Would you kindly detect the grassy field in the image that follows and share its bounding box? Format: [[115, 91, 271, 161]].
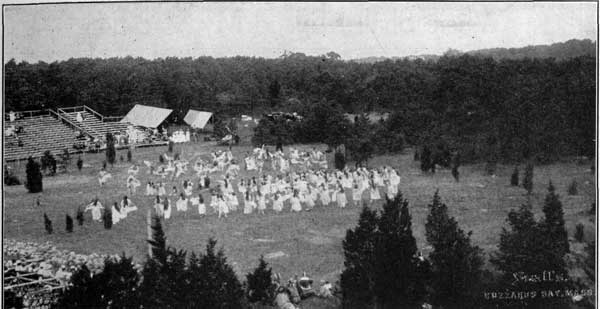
[[3, 142, 596, 290]]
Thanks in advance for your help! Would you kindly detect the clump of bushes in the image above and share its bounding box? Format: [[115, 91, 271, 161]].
[[575, 224, 585, 242], [567, 180, 578, 195], [510, 166, 519, 186]]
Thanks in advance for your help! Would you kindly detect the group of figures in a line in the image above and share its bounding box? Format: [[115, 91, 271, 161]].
[[91, 146, 401, 222]]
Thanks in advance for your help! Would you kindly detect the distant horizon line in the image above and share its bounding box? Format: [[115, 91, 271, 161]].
[[4, 37, 596, 64]]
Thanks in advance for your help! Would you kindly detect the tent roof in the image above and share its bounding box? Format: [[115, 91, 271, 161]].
[[184, 110, 213, 129], [121, 104, 173, 128]]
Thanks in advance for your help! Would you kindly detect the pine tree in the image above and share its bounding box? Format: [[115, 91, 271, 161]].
[[510, 166, 519, 186], [334, 151, 346, 170], [567, 180, 578, 195], [127, 148, 132, 162], [76, 206, 84, 225], [491, 203, 570, 308], [66, 215, 73, 233], [159, 154, 165, 164], [41, 150, 57, 176], [168, 141, 174, 153], [340, 206, 379, 308], [451, 165, 459, 182], [374, 193, 425, 308], [420, 146, 432, 172], [540, 181, 569, 259], [53, 264, 100, 308], [44, 213, 53, 234], [425, 191, 483, 308], [103, 206, 112, 229], [106, 133, 116, 166], [76, 156, 83, 171], [25, 157, 43, 193], [246, 255, 275, 304], [522, 162, 534, 194], [147, 214, 167, 262], [139, 247, 188, 309], [195, 238, 244, 308]]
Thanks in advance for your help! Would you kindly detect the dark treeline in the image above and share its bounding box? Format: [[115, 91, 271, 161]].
[[5, 52, 595, 162]]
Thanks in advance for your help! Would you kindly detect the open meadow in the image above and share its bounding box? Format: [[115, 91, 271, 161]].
[[3, 141, 596, 286]]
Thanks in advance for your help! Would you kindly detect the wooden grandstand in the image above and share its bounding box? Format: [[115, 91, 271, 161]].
[[3, 106, 129, 162]]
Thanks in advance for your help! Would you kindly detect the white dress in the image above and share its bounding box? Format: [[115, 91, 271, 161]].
[[86, 203, 103, 221], [111, 206, 122, 224], [243, 200, 255, 214], [370, 187, 381, 200], [290, 196, 302, 212], [176, 198, 188, 211], [337, 191, 347, 208], [163, 201, 172, 219], [257, 195, 267, 211], [352, 187, 363, 202], [273, 198, 284, 212], [320, 189, 331, 206]]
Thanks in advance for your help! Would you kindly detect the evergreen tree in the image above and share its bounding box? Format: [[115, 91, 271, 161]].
[[25, 156, 43, 193], [425, 191, 483, 308], [168, 141, 174, 153], [148, 214, 167, 262], [334, 151, 346, 170], [139, 248, 188, 309], [246, 255, 275, 304], [522, 162, 534, 194], [567, 180, 578, 195], [44, 213, 53, 234], [106, 133, 116, 166], [374, 193, 425, 308], [76, 206, 84, 225], [53, 264, 99, 308], [159, 154, 165, 164], [540, 181, 570, 259], [103, 206, 113, 229], [195, 238, 245, 308], [510, 166, 519, 186], [340, 206, 379, 308], [76, 156, 83, 171], [451, 165, 459, 182], [127, 148, 132, 162], [491, 203, 570, 308], [420, 146, 432, 172], [66, 214, 73, 233]]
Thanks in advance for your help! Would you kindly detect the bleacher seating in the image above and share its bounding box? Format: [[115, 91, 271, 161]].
[[3, 115, 78, 161], [61, 110, 129, 140]]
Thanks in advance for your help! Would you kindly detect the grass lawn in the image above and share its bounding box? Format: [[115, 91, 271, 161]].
[[3, 142, 596, 289]]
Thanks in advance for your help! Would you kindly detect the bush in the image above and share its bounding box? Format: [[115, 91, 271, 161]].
[[522, 162, 534, 194], [103, 207, 113, 229], [510, 166, 519, 186], [44, 213, 53, 234], [334, 151, 346, 170], [575, 224, 584, 242], [66, 215, 73, 233], [41, 150, 57, 176], [127, 148, 132, 162], [4, 167, 20, 186], [106, 133, 116, 166], [25, 157, 43, 193], [102, 161, 107, 170], [168, 141, 174, 153], [159, 154, 165, 164], [76, 207, 84, 225], [77, 157, 83, 171], [567, 180, 578, 195], [589, 203, 595, 216]]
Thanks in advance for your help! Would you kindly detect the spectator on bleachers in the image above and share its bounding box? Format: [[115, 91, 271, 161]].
[[9, 111, 15, 122], [76, 112, 83, 123]]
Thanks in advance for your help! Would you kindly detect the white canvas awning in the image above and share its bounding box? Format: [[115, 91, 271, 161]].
[[183, 110, 213, 129], [121, 104, 173, 128]]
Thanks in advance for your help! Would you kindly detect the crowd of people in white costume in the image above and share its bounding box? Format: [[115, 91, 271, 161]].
[[90, 145, 401, 222]]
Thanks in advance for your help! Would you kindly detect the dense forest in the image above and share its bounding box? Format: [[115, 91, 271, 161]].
[[4, 44, 596, 162]]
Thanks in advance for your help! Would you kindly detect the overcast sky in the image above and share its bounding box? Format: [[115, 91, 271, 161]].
[[4, 2, 597, 63]]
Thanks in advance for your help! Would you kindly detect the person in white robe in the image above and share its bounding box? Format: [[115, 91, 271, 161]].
[[111, 202, 124, 224], [146, 182, 154, 196], [158, 183, 167, 196], [217, 195, 229, 218], [76, 112, 83, 123], [191, 194, 205, 216], [176, 194, 188, 212], [369, 180, 381, 202], [352, 182, 363, 206], [319, 184, 331, 206], [154, 196, 164, 217], [336, 186, 347, 208], [243, 192, 255, 215], [290, 191, 302, 212], [127, 175, 141, 195], [121, 196, 138, 214], [85, 198, 103, 221], [272, 194, 284, 212], [127, 164, 139, 176], [257, 192, 267, 215], [163, 198, 172, 219], [98, 170, 112, 186]]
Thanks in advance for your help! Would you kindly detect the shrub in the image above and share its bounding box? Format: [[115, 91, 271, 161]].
[[103, 207, 113, 229], [106, 133, 116, 166], [567, 180, 578, 195], [168, 141, 174, 153], [522, 162, 534, 194], [127, 148, 132, 162], [4, 167, 20, 186], [25, 157, 43, 193], [44, 213, 53, 234], [77, 156, 83, 171], [76, 207, 84, 225], [575, 224, 584, 242], [159, 154, 165, 164], [334, 151, 346, 170], [589, 203, 595, 216], [41, 150, 57, 176], [66, 215, 73, 233], [246, 255, 275, 304], [102, 161, 107, 170], [510, 166, 519, 186]]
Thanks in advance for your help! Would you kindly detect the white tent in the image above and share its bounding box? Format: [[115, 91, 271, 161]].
[[121, 104, 173, 128], [184, 110, 213, 129]]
